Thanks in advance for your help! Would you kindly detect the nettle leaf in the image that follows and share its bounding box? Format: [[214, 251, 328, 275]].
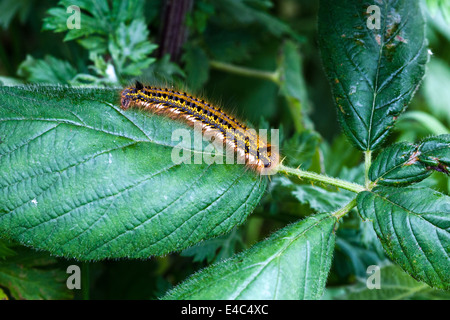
[[162, 213, 336, 300], [357, 186, 450, 290], [370, 134, 450, 185], [43, 0, 155, 80], [43, 0, 146, 41], [0, 86, 266, 260], [108, 19, 158, 76], [17, 55, 77, 84], [43, 1, 109, 42], [319, 0, 429, 151]]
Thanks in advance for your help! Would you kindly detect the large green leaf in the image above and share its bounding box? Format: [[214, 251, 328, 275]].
[[357, 187, 450, 290], [0, 86, 266, 260], [318, 0, 429, 151], [370, 134, 450, 185], [162, 213, 336, 300]]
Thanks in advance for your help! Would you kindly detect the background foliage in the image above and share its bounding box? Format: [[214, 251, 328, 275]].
[[0, 0, 449, 300]]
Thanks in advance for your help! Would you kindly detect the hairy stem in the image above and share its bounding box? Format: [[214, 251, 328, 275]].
[[277, 164, 365, 193], [333, 198, 357, 219]]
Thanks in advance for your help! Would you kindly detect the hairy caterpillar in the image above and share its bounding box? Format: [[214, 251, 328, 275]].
[[120, 81, 279, 174]]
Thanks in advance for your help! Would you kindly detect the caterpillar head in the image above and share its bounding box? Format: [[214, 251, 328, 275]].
[[120, 81, 144, 110]]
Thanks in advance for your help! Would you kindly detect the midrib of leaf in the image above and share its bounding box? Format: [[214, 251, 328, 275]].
[[3, 141, 139, 192], [367, 2, 388, 152], [370, 27, 428, 146], [365, 5, 422, 148], [273, 255, 282, 300], [328, 21, 368, 148]]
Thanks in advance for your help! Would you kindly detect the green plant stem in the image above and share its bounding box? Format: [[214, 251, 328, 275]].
[[81, 262, 90, 300], [364, 150, 372, 189], [400, 111, 449, 135], [209, 60, 306, 133], [277, 164, 365, 193], [209, 60, 280, 83], [332, 198, 357, 219]]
